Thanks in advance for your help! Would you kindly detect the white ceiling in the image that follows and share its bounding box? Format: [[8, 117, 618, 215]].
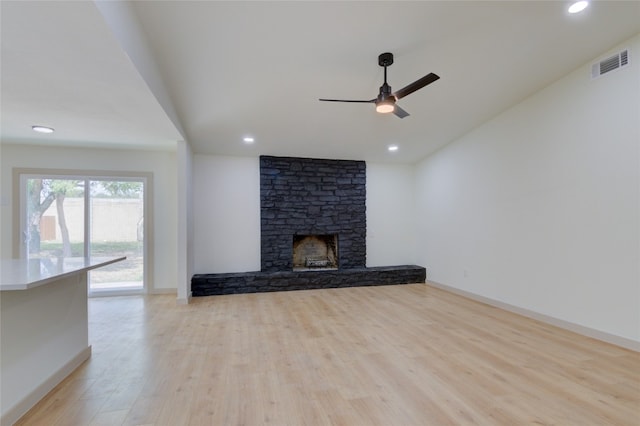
[[2, 1, 639, 164]]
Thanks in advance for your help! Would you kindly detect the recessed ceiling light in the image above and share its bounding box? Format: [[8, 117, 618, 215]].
[[32, 125, 54, 134], [243, 136, 255, 144], [388, 145, 399, 152], [568, 1, 589, 14]]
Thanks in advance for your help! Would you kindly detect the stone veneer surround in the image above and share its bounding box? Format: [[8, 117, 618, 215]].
[[260, 155, 366, 271]]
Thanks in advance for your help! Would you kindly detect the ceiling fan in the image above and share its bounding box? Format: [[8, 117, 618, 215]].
[[319, 52, 440, 119]]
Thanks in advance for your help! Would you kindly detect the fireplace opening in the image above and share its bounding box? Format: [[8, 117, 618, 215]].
[[292, 234, 338, 271]]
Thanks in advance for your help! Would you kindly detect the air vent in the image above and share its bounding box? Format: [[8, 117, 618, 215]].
[[592, 49, 630, 79]]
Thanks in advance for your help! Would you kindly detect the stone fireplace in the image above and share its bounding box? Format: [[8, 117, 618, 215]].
[[191, 155, 426, 296], [292, 234, 338, 270], [259, 156, 366, 272]]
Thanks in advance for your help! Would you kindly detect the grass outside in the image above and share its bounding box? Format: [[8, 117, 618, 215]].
[[39, 241, 143, 283]]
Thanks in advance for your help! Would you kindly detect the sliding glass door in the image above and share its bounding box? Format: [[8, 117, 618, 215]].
[[20, 172, 148, 295], [88, 179, 144, 294]]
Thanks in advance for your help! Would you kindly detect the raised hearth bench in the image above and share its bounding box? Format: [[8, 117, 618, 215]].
[[0, 256, 125, 425], [192, 265, 426, 296]]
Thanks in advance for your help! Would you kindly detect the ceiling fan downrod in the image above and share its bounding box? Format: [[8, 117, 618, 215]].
[[379, 52, 394, 99]]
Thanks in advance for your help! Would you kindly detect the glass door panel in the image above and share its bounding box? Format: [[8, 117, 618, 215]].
[[88, 179, 144, 293], [25, 178, 85, 258]]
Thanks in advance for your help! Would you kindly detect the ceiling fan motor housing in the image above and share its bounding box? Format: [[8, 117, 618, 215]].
[[377, 83, 394, 103]]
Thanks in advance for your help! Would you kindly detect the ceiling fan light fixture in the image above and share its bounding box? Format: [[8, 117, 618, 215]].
[[376, 100, 395, 114]]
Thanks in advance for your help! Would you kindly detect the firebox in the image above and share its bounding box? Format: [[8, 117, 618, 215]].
[[292, 234, 338, 271]]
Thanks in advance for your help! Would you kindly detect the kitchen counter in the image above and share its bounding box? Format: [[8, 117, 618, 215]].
[[1, 256, 125, 425], [0, 256, 126, 290]]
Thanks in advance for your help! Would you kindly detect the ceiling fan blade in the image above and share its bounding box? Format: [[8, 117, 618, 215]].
[[393, 73, 440, 100], [319, 98, 375, 103], [393, 104, 410, 119]]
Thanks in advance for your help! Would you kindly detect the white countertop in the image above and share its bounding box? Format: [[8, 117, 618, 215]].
[[0, 256, 126, 291]]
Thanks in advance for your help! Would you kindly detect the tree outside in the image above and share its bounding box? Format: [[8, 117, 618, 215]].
[[26, 179, 83, 256]]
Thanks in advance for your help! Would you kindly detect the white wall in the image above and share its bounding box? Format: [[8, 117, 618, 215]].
[[0, 143, 178, 292], [193, 155, 261, 273], [366, 163, 416, 266], [193, 155, 418, 274], [176, 140, 194, 302], [414, 35, 640, 344]]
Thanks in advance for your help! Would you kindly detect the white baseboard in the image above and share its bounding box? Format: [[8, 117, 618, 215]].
[[426, 281, 640, 352], [177, 291, 192, 305], [149, 287, 177, 295], [2, 346, 91, 426]]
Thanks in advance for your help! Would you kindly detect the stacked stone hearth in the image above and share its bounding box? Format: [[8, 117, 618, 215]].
[[191, 156, 425, 296]]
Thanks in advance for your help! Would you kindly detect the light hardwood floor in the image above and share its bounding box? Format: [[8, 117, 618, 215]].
[[15, 283, 640, 425]]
